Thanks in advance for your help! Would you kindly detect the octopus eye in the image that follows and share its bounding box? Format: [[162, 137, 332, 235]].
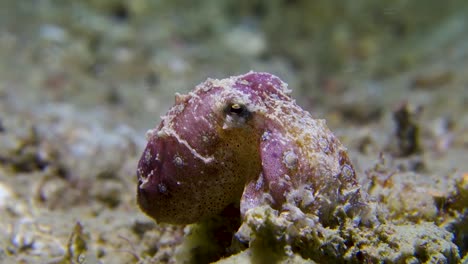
[[230, 103, 245, 115], [223, 103, 251, 127], [226, 103, 250, 118]]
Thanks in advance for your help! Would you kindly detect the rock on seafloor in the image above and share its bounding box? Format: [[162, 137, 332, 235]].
[[136, 72, 461, 263]]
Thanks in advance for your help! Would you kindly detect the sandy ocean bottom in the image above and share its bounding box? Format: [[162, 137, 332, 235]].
[[0, 1, 467, 263]]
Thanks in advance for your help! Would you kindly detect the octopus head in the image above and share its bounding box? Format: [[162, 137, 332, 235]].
[[137, 72, 290, 224]]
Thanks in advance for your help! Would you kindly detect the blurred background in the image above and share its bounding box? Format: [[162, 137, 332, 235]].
[[1, 0, 467, 128]]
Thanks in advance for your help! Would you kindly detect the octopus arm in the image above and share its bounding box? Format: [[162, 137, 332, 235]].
[[240, 129, 294, 217]]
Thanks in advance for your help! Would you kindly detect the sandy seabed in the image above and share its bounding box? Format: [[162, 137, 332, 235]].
[[0, 1, 467, 263]]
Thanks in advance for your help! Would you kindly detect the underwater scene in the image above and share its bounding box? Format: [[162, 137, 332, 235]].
[[0, 1, 467, 263]]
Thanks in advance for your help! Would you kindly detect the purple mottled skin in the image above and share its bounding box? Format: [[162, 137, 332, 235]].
[[137, 72, 366, 225]]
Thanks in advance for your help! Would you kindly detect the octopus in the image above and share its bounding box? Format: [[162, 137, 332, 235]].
[[137, 72, 366, 225]]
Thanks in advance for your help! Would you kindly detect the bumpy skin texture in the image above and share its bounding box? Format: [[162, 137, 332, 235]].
[[137, 72, 365, 225]]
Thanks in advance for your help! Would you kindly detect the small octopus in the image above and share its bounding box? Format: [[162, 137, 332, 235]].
[[137, 72, 366, 225]]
